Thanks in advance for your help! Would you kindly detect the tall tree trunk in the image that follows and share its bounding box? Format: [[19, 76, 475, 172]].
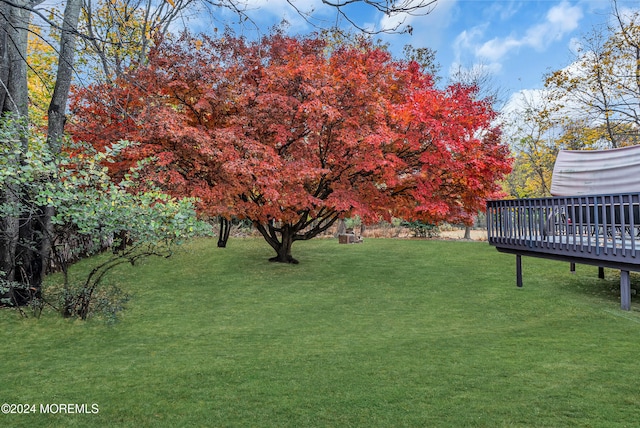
[[47, 0, 81, 153], [0, 0, 36, 294], [0, 1, 12, 112], [37, 0, 82, 285], [217, 217, 231, 248], [0, 0, 32, 118]]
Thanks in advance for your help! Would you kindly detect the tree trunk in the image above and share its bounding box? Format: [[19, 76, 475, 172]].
[[464, 225, 471, 240], [0, 0, 32, 118], [253, 211, 339, 264], [47, 0, 82, 153], [0, 185, 20, 284], [269, 227, 298, 264], [254, 221, 299, 264], [217, 217, 231, 248], [0, 1, 11, 112], [37, 0, 82, 285], [0, 0, 81, 302], [0, 0, 33, 296]]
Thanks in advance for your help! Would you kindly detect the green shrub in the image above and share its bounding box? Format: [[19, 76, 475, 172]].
[[400, 220, 440, 237]]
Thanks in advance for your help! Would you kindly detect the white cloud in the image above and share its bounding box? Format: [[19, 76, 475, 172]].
[[495, 1, 522, 21], [476, 36, 521, 62], [453, 25, 486, 52], [501, 88, 550, 118], [468, 1, 583, 62]]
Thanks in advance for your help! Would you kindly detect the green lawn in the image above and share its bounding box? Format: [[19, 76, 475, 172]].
[[2, 238, 640, 427]]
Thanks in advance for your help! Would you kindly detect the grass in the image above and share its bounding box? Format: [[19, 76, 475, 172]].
[[2, 237, 640, 427]]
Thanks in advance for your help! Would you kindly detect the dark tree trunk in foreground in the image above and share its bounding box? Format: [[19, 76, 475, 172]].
[[217, 217, 231, 248], [253, 210, 340, 264], [38, 0, 82, 286], [1, 0, 43, 302]]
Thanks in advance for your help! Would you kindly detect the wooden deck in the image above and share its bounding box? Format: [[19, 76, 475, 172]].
[[487, 193, 640, 310]]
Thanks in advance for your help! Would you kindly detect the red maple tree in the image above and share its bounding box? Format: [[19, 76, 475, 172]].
[[70, 31, 511, 263]]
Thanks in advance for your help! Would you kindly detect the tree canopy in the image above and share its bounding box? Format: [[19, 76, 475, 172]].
[[71, 31, 511, 263]]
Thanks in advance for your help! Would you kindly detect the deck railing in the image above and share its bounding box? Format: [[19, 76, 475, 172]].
[[487, 193, 640, 266]]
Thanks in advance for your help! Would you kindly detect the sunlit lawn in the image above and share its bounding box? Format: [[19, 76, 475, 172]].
[[2, 238, 640, 427]]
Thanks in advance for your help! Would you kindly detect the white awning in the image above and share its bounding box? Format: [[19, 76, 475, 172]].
[[551, 145, 640, 196]]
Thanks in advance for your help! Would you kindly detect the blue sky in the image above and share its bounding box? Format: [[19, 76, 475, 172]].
[[204, 0, 638, 107]]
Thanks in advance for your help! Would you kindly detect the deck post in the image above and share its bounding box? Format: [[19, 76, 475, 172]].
[[516, 255, 523, 288], [620, 270, 631, 311], [598, 267, 605, 279], [570, 262, 576, 273]]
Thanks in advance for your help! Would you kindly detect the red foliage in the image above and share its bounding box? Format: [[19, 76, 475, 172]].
[[69, 31, 511, 261]]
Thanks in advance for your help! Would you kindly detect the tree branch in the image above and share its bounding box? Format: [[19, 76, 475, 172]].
[[286, 0, 438, 34]]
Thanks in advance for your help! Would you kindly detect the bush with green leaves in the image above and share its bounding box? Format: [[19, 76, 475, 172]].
[[0, 130, 211, 320], [400, 220, 440, 238]]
